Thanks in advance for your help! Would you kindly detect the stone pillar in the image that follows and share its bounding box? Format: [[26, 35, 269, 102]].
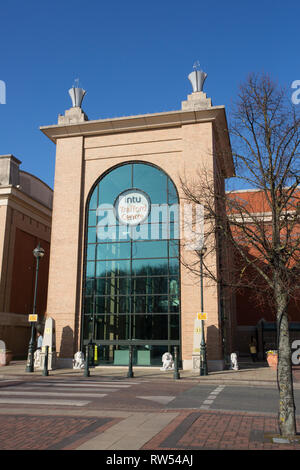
[[0, 154, 21, 187], [40, 317, 57, 370], [45, 136, 84, 367]]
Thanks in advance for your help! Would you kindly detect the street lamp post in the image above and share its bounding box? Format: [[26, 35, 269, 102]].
[[26, 243, 45, 373], [199, 246, 208, 376]]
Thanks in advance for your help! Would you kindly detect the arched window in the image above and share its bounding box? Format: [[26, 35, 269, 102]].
[[82, 162, 180, 366]]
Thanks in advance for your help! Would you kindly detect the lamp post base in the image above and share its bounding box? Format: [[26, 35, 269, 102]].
[[25, 350, 35, 373]]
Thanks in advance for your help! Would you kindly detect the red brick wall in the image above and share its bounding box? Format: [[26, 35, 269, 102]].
[[9, 228, 50, 319]]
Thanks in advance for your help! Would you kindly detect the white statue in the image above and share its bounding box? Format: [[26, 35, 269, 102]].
[[73, 351, 86, 369], [34, 349, 42, 368], [230, 352, 239, 371], [160, 352, 174, 371]]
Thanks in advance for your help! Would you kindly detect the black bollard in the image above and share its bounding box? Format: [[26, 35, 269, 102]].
[[173, 346, 180, 380], [84, 344, 90, 377], [127, 344, 134, 378], [89, 339, 94, 367], [42, 346, 49, 376]]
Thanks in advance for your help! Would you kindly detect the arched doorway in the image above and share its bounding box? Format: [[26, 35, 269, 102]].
[[81, 162, 180, 366]]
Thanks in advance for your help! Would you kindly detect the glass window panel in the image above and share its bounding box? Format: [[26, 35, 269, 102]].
[[169, 206, 179, 224], [86, 261, 95, 278], [169, 258, 179, 276], [87, 226, 97, 244], [130, 221, 176, 241], [132, 314, 168, 340], [133, 164, 167, 204], [96, 277, 131, 296], [148, 223, 174, 241], [169, 222, 180, 239], [96, 259, 131, 277], [132, 258, 168, 276], [96, 225, 118, 243], [82, 315, 94, 341], [167, 178, 178, 204], [96, 210, 118, 243], [114, 225, 132, 242], [87, 244, 96, 261], [96, 208, 118, 227], [132, 277, 168, 295], [94, 314, 131, 341], [129, 221, 152, 241], [95, 295, 130, 314], [170, 315, 180, 340], [97, 242, 131, 260], [89, 187, 98, 210], [95, 296, 110, 314], [169, 277, 179, 307], [84, 296, 93, 314], [132, 295, 169, 313], [148, 204, 169, 224], [169, 240, 179, 258], [132, 241, 168, 259], [84, 163, 181, 348], [99, 164, 132, 206], [84, 279, 94, 295], [88, 210, 97, 227]]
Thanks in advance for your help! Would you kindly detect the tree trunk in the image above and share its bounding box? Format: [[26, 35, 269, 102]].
[[276, 285, 296, 437]]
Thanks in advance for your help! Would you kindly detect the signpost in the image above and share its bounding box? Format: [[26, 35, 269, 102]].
[[197, 312, 207, 321], [28, 314, 38, 323]]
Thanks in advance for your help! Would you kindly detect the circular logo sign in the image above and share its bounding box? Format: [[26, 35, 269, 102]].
[[114, 189, 151, 226]]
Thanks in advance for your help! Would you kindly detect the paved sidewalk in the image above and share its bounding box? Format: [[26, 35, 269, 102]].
[[142, 410, 300, 450], [1, 407, 300, 450], [1, 360, 299, 388], [1, 361, 300, 450]]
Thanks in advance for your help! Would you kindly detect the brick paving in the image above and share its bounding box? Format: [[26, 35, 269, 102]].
[[0, 414, 118, 450], [142, 410, 300, 450], [1, 363, 300, 450]]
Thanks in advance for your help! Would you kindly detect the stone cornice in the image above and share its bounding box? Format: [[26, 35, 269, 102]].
[[0, 186, 52, 222], [40, 106, 234, 177]]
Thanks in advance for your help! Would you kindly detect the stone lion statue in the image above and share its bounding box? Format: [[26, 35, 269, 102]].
[[160, 352, 174, 371], [73, 351, 86, 369], [230, 352, 239, 371]]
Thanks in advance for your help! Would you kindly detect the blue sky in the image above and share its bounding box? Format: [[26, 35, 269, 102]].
[[0, 0, 299, 189]]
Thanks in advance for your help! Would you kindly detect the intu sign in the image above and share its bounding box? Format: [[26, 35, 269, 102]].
[[114, 189, 151, 226]]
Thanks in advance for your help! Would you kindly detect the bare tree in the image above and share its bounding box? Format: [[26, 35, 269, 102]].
[[181, 73, 300, 438]]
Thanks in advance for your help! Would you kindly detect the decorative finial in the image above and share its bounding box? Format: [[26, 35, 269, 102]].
[[188, 62, 207, 92], [68, 79, 86, 108]]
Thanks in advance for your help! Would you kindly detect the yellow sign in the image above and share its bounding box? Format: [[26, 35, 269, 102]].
[[28, 314, 38, 322], [197, 312, 207, 320]]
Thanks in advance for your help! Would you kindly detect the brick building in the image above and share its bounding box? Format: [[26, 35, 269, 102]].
[[0, 155, 52, 357], [230, 188, 300, 356], [40, 73, 235, 370]]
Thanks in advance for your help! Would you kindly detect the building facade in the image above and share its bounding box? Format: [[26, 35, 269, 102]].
[[0, 155, 52, 357], [41, 79, 235, 370], [230, 188, 300, 357]]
